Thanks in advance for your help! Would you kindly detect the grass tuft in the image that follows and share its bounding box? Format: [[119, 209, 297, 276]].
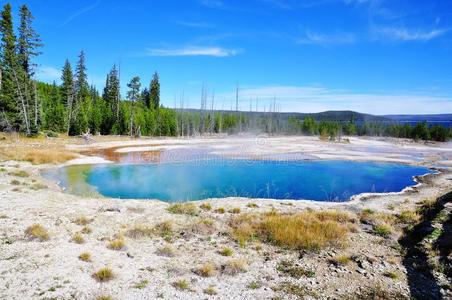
[[329, 255, 352, 266], [108, 236, 125, 250], [92, 267, 114, 282], [73, 216, 92, 226], [219, 246, 233, 256], [194, 262, 217, 277], [215, 207, 225, 214], [72, 232, 85, 244], [276, 260, 315, 278], [156, 244, 176, 257], [203, 285, 218, 295], [96, 296, 113, 300], [8, 170, 29, 177], [172, 279, 191, 291], [78, 252, 91, 262], [25, 224, 49, 241], [167, 203, 198, 216], [229, 208, 241, 214], [223, 259, 247, 275], [247, 203, 259, 208], [81, 226, 92, 234], [133, 279, 149, 289], [199, 203, 212, 211]]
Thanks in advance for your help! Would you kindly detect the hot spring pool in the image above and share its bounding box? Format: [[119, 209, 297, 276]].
[[44, 160, 431, 202]]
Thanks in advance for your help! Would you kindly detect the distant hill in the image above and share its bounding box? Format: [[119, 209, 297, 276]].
[[181, 109, 389, 122], [383, 114, 452, 122]]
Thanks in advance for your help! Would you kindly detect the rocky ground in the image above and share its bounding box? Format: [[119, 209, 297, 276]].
[[0, 135, 451, 299]]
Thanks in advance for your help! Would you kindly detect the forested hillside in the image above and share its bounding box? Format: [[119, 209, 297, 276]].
[[0, 3, 451, 142]]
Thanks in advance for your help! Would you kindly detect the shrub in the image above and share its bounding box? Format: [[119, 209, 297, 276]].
[[199, 203, 212, 211], [203, 285, 217, 295], [223, 259, 247, 275], [172, 279, 190, 291], [219, 247, 233, 257], [72, 232, 85, 244], [93, 267, 114, 282], [195, 262, 217, 277], [167, 203, 198, 216], [25, 224, 49, 241], [44, 130, 58, 138], [78, 252, 91, 262]]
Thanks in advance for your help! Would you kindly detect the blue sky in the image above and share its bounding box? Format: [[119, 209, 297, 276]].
[[6, 0, 452, 114]]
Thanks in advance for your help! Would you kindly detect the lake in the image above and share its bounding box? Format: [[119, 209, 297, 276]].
[[44, 160, 431, 202]]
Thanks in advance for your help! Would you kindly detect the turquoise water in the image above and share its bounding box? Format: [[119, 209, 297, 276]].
[[46, 160, 430, 202]]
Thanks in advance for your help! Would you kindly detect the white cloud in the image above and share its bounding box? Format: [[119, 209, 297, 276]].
[[375, 27, 449, 41], [145, 46, 239, 57], [216, 85, 452, 114], [297, 31, 356, 45], [35, 66, 61, 83], [61, 0, 101, 26]]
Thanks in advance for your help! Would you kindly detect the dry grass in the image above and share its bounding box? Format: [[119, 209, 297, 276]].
[[92, 267, 114, 282], [194, 262, 217, 277], [96, 296, 113, 300], [230, 210, 353, 250], [167, 203, 198, 216], [215, 207, 226, 214], [172, 279, 191, 291], [108, 236, 125, 250], [191, 218, 216, 235], [397, 210, 420, 225], [203, 285, 218, 295], [247, 203, 259, 208], [199, 203, 212, 211], [219, 246, 233, 256], [229, 208, 241, 214], [8, 170, 29, 177], [329, 255, 352, 266], [222, 259, 248, 275], [156, 244, 176, 257], [73, 216, 92, 226], [125, 224, 154, 239], [78, 252, 91, 262], [24, 224, 49, 241], [72, 232, 85, 244], [81, 226, 92, 234], [0, 146, 77, 164]]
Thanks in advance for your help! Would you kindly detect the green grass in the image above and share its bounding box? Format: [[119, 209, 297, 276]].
[[172, 279, 191, 291], [219, 247, 233, 256], [133, 280, 149, 289]]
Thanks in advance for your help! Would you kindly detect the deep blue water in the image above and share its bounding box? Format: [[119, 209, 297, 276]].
[[48, 160, 430, 202]]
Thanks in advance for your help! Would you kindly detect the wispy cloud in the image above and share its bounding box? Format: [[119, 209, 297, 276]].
[[61, 0, 101, 26], [297, 31, 356, 45], [35, 66, 61, 82], [217, 85, 452, 114], [374, 27, 449, 42], [174, 20, 215, 28], [145, 46, 239, 57]]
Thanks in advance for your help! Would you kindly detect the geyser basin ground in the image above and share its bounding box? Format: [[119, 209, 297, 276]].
[[46, 159, 430, 202]]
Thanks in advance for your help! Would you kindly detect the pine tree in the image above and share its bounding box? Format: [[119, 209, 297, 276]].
[[0, 3, 19, 130], [127, 76, 141, 136], [149, 71, 160, 110], [17, 5, 42, 77], [61, 59, 74, 134], [102, 64, 120, 132]]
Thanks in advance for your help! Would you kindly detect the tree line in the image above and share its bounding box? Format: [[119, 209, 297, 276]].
[[0, 3, 451, 142]]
